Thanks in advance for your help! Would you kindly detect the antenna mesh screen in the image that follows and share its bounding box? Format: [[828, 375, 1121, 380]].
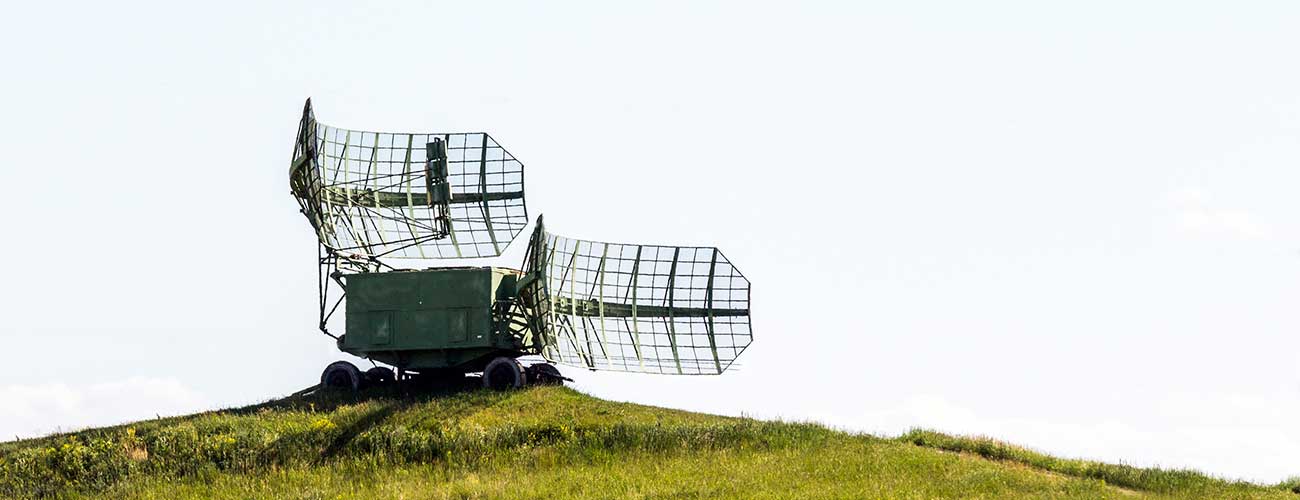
[[291, 103, 527, 261], [539, 233, 752, 375]]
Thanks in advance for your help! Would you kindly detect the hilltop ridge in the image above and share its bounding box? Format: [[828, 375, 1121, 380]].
[[0, 384, 1294, 499]]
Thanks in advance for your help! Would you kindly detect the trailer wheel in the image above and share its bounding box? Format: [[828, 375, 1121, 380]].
[[364, 366, 395, 387], [321, 361, 362, 391], [483, 357, 525, 390]]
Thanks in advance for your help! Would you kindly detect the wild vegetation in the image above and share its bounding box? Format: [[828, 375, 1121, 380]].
[[0, 384, 1295, 499]]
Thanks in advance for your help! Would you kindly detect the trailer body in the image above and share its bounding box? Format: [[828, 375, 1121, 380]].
[[341, 267, 525, 372]]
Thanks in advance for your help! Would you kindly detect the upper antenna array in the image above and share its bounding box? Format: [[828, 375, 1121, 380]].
[[290, 99, 528, 263]]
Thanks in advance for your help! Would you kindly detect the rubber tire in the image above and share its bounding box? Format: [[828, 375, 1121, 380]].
[[364, 366, 395, 387], [321, 361, 362, 391], [482, 357, 526, 390]]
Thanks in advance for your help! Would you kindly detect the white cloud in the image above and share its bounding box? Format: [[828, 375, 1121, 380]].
[[0, 377, 208, 441], [1166, 187, 1274, 240]]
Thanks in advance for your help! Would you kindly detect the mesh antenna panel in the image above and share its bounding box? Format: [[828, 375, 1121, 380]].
[[521, 226, 752, 375], [290, 99, 527, 263]]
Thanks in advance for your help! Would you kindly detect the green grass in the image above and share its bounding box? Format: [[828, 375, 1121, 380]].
[[0, 385, 1294, 499]]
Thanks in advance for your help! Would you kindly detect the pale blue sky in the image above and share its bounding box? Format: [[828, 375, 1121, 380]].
[[1, 0, 1298, 483]]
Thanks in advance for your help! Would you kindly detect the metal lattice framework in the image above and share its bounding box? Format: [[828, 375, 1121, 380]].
[[291, 99, 527, 267], [520, 222, 752, 375]]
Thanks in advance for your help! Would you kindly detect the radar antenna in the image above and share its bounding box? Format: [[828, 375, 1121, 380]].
[[289, 99, 751, 387]]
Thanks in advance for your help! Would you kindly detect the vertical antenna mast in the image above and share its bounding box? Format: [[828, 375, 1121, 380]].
[[425, 138, 452, 239]]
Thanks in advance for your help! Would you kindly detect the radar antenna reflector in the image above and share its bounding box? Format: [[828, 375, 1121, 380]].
[[516, 218, 753, 375], [290, 99, 527, 263]]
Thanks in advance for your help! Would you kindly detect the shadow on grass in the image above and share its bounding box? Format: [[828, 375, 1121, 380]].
[[227, 375, 489, 416]]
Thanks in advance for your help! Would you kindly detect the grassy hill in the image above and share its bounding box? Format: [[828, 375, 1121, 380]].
[[1, 384, 1295, 499]]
